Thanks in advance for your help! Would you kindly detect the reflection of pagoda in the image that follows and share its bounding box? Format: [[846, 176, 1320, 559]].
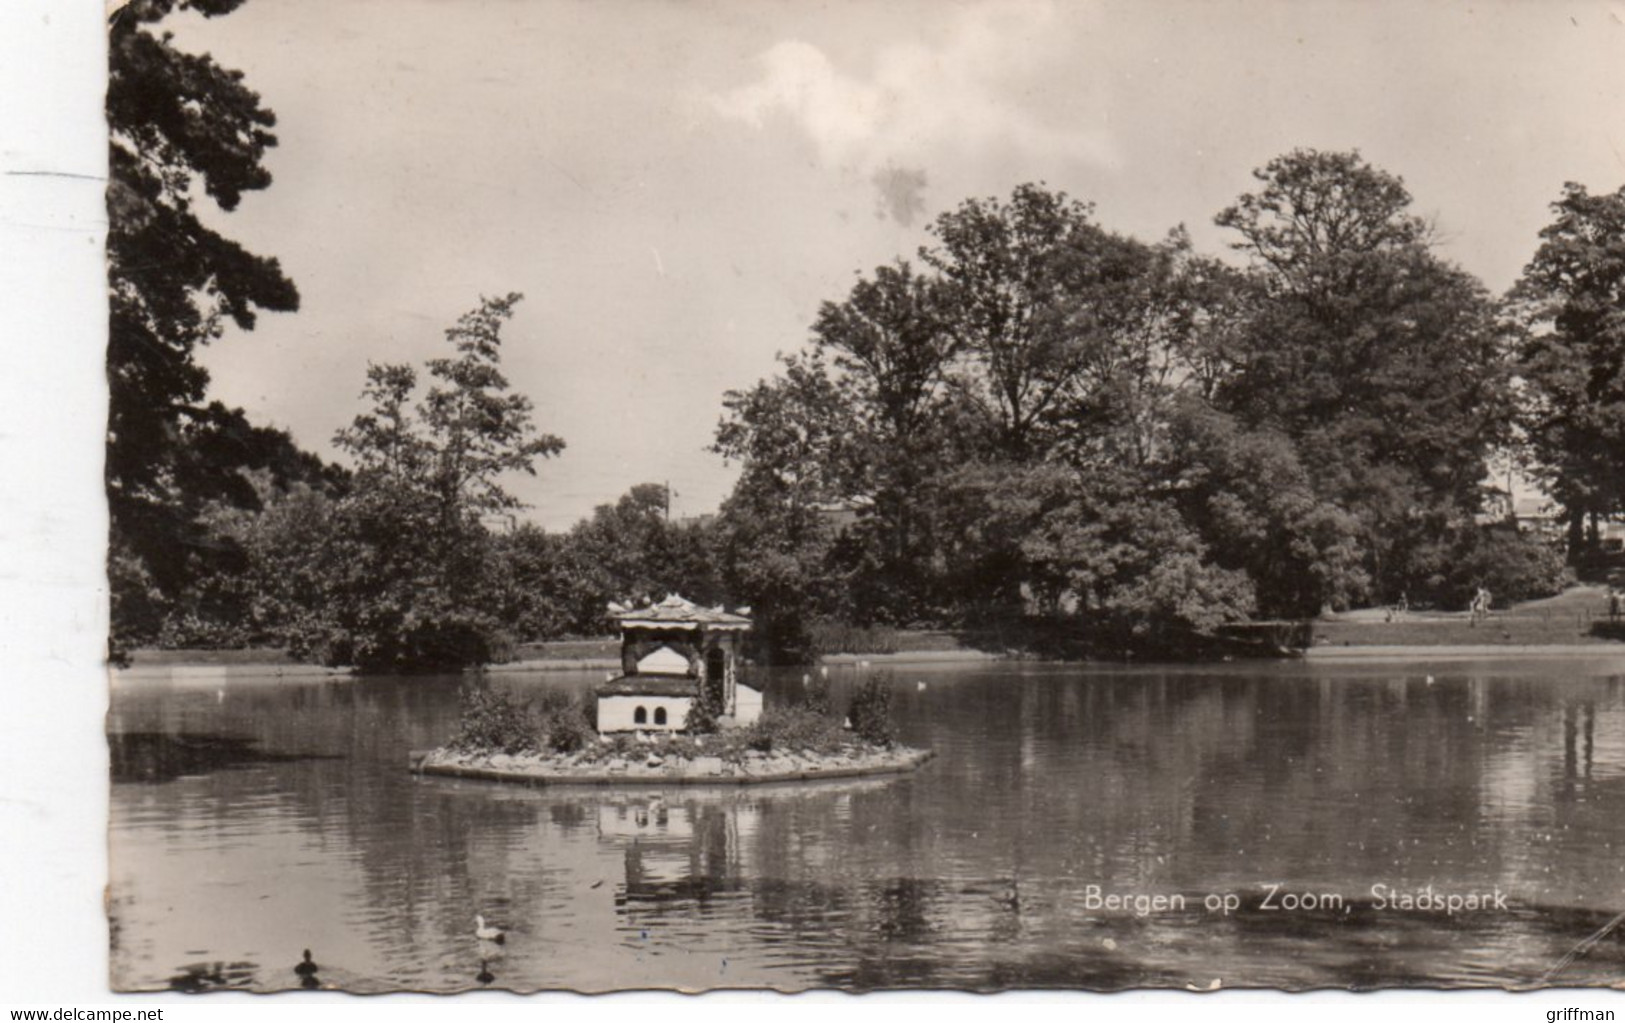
[[593, 594, 762, 734], [596, 794, 762, 903]]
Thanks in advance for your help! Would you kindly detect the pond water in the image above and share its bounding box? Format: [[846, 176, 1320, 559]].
[[107, 657, 1625, 992]]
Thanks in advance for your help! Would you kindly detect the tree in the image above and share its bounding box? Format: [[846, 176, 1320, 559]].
[[107, 0, 303, 646], [546, 484, 724, 634], [920, 184, 1112, 461], [713, 353, 864, 655], [714, 351, 856, 509], [1513, 181, 1625, 559], [712, 482, 840, 663], [1163, 398, 1367, 616], [1214, 149, 1513, 601], [484, 524, 578, 640], [931, 460, 1254, 636], [303, 294, 564, 670], [805, 262, 957, 620], [1044, 227, 1232, 473], [187, 473, 342, 648]]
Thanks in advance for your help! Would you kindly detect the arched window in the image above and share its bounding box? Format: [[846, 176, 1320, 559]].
[[654, 707, 667, 725], [634, 706, 647, 725]]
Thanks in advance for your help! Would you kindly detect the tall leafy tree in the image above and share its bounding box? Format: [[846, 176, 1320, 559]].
[[922, 186, 1224, 471], [308, 294, 564, 670], [713, 354, 853, 655], [713, 351, 856, 512], [805, 261, 957, 619], [106, 0, 303, 644], [1513, 181, 1625, 557], [1214, 149, 1512, 600]]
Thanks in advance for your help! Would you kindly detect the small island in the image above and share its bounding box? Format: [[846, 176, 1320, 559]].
[[410, 595, 933, 787]]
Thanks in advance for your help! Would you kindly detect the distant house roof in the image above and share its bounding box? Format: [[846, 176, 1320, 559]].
[[1513, 496, 1558, 519], [608, 594, 752, 631], [593, 675, 698, 698]]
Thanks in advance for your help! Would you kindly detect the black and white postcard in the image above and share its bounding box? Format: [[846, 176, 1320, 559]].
[[72, 0, 1625, 997]]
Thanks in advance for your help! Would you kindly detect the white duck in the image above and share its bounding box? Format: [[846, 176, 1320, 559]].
[[475, 915, 506, 944]]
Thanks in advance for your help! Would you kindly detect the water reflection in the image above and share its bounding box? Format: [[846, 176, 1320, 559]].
[[167, 960, 257, 993], [108, 660, 1625, 991], [109, 732, 339, 783]]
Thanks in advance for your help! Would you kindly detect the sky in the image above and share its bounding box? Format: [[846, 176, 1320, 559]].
[[168, 0, 1625, 530]]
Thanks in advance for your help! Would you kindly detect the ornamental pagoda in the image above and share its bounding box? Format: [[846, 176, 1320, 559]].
[[593, 594, 761, 734]]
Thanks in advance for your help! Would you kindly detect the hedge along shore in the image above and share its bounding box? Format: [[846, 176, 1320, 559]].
[[409, 745, 935, 787]]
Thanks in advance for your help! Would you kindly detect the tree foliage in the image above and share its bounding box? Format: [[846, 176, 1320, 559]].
[[1513, 181, 1625, 557], [106, 0, 314, 649], [280, 295, 565, 670], [132, 149, 1578, 666], [1213, 149, 1513, 602], [713, 154, 1545, 655]]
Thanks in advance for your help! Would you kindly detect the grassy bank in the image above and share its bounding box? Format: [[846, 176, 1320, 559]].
[[121, 638, 621, 672], [1303, 585, 1624, 649], [511, 638, 620, 662]]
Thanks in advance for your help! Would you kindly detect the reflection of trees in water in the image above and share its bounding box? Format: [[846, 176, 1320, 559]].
[[869, 877, 935, 942], [548, 802, 588, 829], [885, 670, 1625, 929], [119, 676, 619, 986], [108, 732, 338, 783]]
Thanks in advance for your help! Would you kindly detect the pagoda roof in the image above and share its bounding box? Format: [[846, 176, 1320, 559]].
[[609, 594, 752, 631], [594, 675, 699, 698]]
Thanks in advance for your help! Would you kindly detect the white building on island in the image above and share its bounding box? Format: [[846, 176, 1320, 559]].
[[593, 594, 764, 734]]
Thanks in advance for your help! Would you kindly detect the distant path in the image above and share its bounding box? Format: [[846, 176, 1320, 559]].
[[1304, 584, 1625, 651], [1330, 584, 1615, 623], [111, 662, 352, 683], [819, 649, 999, 666], [1305, 644, 1625, 661]]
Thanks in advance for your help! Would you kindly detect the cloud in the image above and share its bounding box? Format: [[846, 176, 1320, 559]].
[[872, 162, 928, 226], [706, 0, 1116, 178]]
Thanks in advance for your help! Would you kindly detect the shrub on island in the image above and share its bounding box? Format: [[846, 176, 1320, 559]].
[[848, 673, 898, 747], [449, 684, 597, 756]]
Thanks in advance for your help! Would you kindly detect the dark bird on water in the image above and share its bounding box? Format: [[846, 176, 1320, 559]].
[[476, 960, 495, 985], [294, 949, 319, 988]]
